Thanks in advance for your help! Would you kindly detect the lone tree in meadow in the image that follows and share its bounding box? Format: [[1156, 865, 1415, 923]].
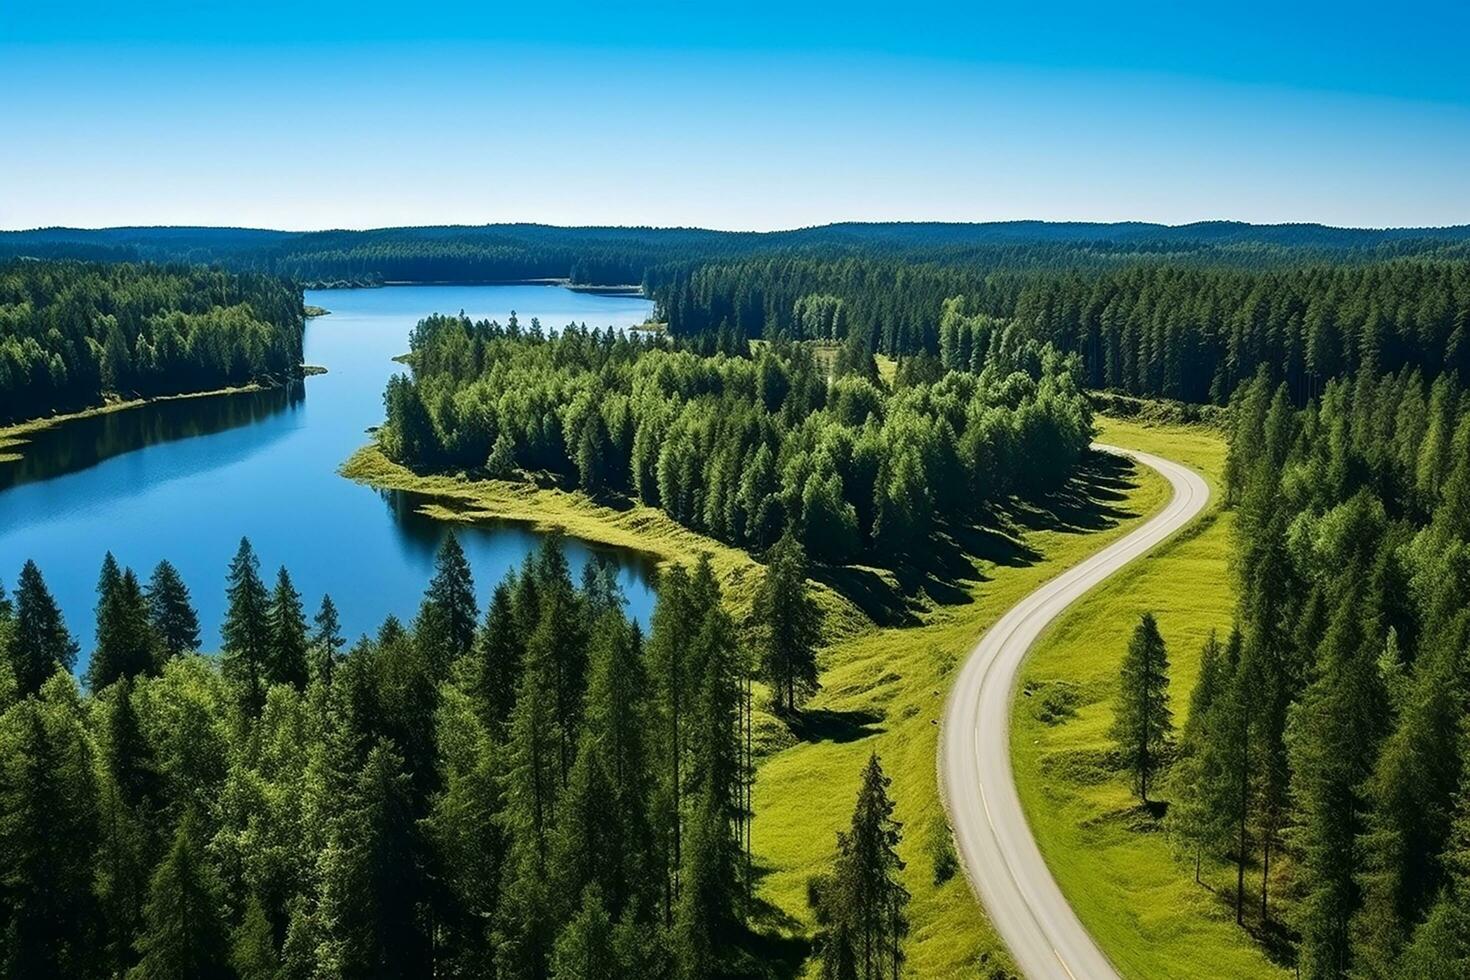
[[1112, 612, 1174, 804], [812, 753, 909, 980], [751, 533, 822, 713]]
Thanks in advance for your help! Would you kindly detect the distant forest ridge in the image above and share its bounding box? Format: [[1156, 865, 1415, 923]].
[[5, 220, 1470, 286]]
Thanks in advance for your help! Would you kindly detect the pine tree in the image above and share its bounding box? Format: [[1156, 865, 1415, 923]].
[[96, 676, 163, 976], [818, 754, 909, 980], [310, 593, 344, 688], [222, 538, 272, 717], [1111, 612, 1173, 803], [529, 537, 587, 789], [470, 581, 523, 730], [549, 614, 653, 921], [495, 630, 562, 980], [319, 740, 426, 977], [1354, 626, 1465, 975], [0, 682, 102, 980], [424, 685, 503, 978], [421, 533, 479, 668], [751, 533, 822, 712], [129, 811, 231, 980], [551, 885, 623, 980], [146, 560, 200, 660], [267, 567, 309, 689], [1165, 631, 1227, 882], [7, 559, 78, 696], [1288, 603, 1389, 979], [90, 565, 157, 690], [231, 895, 280, 980]]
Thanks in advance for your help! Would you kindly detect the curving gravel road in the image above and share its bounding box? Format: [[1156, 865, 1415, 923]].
[[938, 445, 1211, 980]]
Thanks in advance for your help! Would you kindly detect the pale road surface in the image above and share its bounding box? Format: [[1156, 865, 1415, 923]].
[[939, 444, 1211, 980]]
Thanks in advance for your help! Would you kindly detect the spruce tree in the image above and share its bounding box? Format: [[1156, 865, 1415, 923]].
[[267, 567, 309, 689], [1287, 603, 1389, 979], [90, 566, 156, 690], [1111, 612, 1173, 803], [96, 676, 162, 976], [550, 614, 653, 921], [310, 593, 344, 688], [319, 741, 426, 977], [751, 533, 822, 712], [146, 560, 200, 660], [129, 811, 231, 980], [819, 754, 909, 980], [222, 538, 272, 717], [551, 886, 625, 980], [7, 559, 78, 696], [470, 581, 523, 730], [0, 684, 102, 980], [1165, 631, 1227, 882], [421, 533, 479, 667]]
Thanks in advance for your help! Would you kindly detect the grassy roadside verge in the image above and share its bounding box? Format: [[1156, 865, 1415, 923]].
[[345, 430, 1173, 977], [0, 383, 281, 464], [1010, 417, 1288, 979]]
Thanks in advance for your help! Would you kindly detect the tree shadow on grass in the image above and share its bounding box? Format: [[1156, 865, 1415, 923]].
[[809, 448, 1145, 626], [727, 861, 815, 980], [1006, 451, 1143, 535], [783, 707, 885, 745]]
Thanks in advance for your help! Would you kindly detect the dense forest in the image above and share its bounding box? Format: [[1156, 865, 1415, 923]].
[[5, 221, 1470, 288], [0, 261, 305, 424], [375, 313, 1092, 565], [1123, 366, 1470, 977], [654, 257, 1470, 405], [0, 534, 905, 978]]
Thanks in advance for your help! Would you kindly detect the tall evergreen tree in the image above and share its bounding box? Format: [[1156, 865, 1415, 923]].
[[89, 566, 156, 690], [817, 754, 909, 980], [0, 681, 102, 980], [420, 533, 479, 669], [310, 593, 345, 688], [1165, 631, 1228, 882], [267, 567, 309, 689], [319, 740, 426, 978], [129, 811, 231, 980], [751, 533, 822, 712], [1287, 603, 1389, 979], [1111, 612, 1174, 803], [145, 560, 200, 660], [7, 560, 78, 696], [470, 581, 522, 730], [222, 538, 272, 717]]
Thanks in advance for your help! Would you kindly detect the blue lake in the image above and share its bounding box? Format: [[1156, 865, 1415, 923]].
[[0, 284, 658, 671]]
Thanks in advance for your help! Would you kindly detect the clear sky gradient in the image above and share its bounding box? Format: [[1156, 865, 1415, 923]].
[[4, 1, 1468, 231]]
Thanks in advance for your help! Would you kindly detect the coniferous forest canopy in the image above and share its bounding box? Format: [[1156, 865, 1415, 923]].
[[375, 314, 1093, 565], [0, 534, 817, 979], [5, 221, 1470, 979], [0, 260, 306, 424]]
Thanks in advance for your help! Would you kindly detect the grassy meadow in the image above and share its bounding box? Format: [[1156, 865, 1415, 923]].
[[1010, 417, 1289, 979]]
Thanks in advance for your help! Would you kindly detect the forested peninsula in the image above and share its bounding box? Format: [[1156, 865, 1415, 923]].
[[0, 260, 306, 425]]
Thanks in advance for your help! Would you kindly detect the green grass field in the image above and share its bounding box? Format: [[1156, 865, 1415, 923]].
[[1010, 417, 1290, 979]]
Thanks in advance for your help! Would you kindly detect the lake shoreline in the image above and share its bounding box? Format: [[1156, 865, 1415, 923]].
[[0, 377, 309, 464], [307, 278, 645, 295]]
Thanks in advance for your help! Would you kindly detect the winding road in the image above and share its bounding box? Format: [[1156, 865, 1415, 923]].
[[939, 445, 1211, 980]]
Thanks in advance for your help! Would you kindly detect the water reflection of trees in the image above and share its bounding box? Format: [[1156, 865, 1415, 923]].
[[0, 384, 303, 490]]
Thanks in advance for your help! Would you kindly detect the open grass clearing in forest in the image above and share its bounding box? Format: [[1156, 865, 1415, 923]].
[[1010, 417, 1289, 979], [346, 428, 1174, 977]]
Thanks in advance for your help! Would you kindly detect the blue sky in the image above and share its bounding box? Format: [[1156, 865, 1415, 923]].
[[3, 1, 1468, 230]]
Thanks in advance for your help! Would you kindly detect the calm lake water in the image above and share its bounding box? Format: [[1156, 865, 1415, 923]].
[[0, 285, 658, 672]]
